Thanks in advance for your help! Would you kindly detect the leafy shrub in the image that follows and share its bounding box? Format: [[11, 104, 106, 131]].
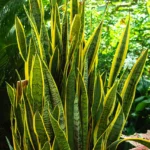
[[6, 0, 150, 149]]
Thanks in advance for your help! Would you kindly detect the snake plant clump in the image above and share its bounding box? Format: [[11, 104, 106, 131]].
[[6, 0, 150, 149]]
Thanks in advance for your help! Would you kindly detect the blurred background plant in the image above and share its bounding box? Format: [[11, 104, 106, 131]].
[[0, 0, 26, 87]]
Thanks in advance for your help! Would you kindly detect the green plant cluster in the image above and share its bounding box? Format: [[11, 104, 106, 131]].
[[84, 1, 150, 136], [6, 0, 150, 149], [84, 0, 150, 74]]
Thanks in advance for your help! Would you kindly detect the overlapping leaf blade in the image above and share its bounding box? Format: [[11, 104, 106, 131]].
[[43, 62, 65, 131], [29, 0, 41, 32], [94, 82, 118, 141], [6, 83, 15, 106], [30, 55, 44, 113], [83, 21, 103, 75], [49, 111, 71, 150], [15, 16, 27, 61], [121, 50, 148, 119], [34, 111, 50, 147], [79, 72, 88, 150], [42, 141, 51, 150], [108, 17, 130, 88], [66, 64, 76, 149], [108, 138, 150, 150]]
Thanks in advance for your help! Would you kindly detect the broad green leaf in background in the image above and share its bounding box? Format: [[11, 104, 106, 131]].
[[135, 99, 150, 112]]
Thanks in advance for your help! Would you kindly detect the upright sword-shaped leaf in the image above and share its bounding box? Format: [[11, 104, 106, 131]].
[[108, 17, 130, 88]]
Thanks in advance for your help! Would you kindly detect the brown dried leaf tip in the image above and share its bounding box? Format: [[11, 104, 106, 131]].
[[16, 80, 28, 101]]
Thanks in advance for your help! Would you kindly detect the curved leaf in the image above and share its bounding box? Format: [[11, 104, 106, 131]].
[[79, 72, 88, 150], [43, 61, 65, 131], [15, 16, 27, 61], [108, 138, 150, 150], [49, 111, 71, 150], [25, 38, 36, 80], [83, 21, 103, 75], [94, 82, 118, 141], [108, 17, 130, 88], [42, 141, 51, 150], [33, 111, 50, 147], [92, 74, 104, 128], [29, 0, 41, 32], [70, 0, 78, 23], [24, 92, 39, 150], [66, 65, 76, 149], [74, 94, 82, 150], [40, 21, 50, 64], [6, 82, 15, 106], [121, 50, 148, 119], [61, 10, 68, 72], [70, 14, 81, 42], [24, 6, 46, 61], [30, 54, 44, 113], [136, 99, 150, 112], [106, 107, 125, 146]]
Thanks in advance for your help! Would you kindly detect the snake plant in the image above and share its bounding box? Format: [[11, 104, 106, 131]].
[[6, 0, 150, 149]]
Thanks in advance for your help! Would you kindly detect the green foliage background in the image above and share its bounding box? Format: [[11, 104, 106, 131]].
[[84, 0, 150, 75]]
